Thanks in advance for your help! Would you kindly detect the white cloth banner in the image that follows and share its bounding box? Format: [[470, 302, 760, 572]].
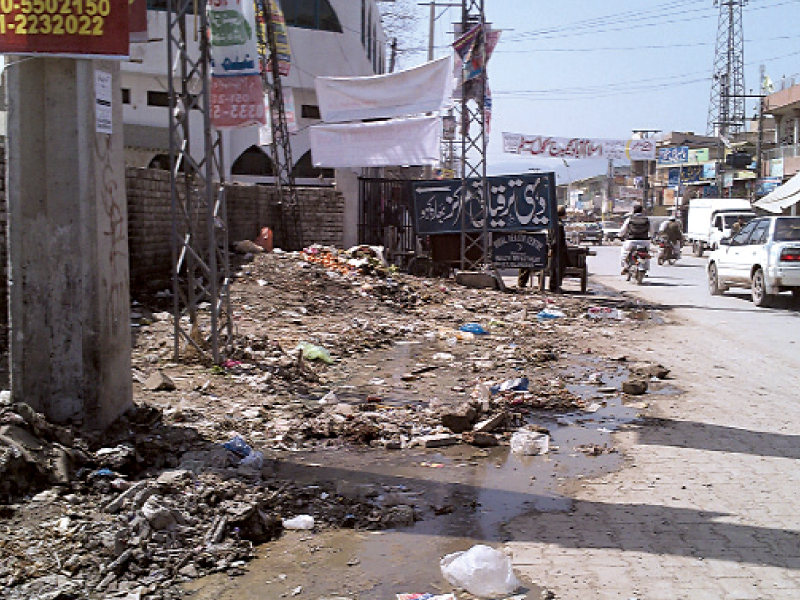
[[754, 172, 800, 213], [315, 56, 454, 123], [503, 132, 656, 161], [310, 116, 441, 168]]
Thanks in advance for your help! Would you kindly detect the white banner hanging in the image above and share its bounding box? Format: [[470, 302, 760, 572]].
[[503, 132, 656, 161], [315, 56, 454, 123], [310, 116, 442, 168]]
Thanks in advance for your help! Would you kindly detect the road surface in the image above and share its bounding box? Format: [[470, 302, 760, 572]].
[[508, 244, 800, 600]]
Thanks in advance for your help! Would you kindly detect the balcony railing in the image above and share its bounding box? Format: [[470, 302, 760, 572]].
[[764, 144, 800, 162]]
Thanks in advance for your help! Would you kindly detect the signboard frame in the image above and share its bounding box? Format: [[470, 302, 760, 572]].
[[491, 231, 548, 269]]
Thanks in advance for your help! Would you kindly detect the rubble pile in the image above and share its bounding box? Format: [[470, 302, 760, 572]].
[[3, 246, 672, 598]]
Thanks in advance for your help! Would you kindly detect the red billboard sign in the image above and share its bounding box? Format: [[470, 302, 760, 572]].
[[0, 0, 129, 57]]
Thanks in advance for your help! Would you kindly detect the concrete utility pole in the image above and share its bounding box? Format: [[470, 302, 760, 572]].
[[632, 129, 661, 214], [5, 58, 132, 429], [419, 1, 460, 62]]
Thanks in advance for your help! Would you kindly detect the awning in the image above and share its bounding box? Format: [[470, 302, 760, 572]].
[[754, 172, 800, 213]]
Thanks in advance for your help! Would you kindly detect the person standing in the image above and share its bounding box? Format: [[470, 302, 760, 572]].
[[549, 205, 568, 292]]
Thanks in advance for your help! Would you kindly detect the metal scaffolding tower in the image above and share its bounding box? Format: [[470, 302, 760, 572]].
[[257, 0, 303, 251], [167, 0, 232, 364], [459, 0, 489, 270], [707, 0, 748, 137]]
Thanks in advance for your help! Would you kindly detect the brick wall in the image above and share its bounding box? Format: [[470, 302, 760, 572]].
[[125, 167, 345, 294]]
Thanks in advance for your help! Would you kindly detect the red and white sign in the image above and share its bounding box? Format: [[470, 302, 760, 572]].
[[0, 0, 129, 57], [210, 75, 266, 129]]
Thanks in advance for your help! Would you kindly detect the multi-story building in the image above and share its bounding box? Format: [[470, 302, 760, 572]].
[[762, 82, 800, 183], [122, 0, 388, 186]]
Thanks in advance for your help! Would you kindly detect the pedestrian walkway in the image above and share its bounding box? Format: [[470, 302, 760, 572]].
[[506, 318, 800, 600]]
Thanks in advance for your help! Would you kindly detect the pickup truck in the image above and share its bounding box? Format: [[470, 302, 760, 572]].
[[706, 216, 800, 307], [687, 198, 756, 257]]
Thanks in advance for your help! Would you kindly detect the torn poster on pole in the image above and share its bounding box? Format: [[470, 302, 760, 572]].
[[310, 116, 442, 168], [208, 0, 266, 128], [315, 56, 454, 123]]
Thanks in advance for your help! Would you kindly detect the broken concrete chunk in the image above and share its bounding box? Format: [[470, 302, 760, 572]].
[[622, 379, 648, 395], [439, 403, 477, 433], [412, 433, 460, 448], [473, 412, 507, 433], [630, 362, 670, 380], [141, 496, 176, 530], [143, 371, 176, 392]]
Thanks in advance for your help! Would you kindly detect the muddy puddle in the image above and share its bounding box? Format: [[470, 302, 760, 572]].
[[186, 344, 651, 599]]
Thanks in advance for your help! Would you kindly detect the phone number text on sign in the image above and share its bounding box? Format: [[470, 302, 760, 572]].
[[0, 0, 128, 56], [211, 75, 266, 129]]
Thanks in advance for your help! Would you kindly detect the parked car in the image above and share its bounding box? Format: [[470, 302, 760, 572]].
[[706, 216, 800, 307], [600, 221, 622, 242], [578, 223, 604, 245]]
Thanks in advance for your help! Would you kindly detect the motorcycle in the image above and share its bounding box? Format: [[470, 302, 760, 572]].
[[656, 236, 681, 265], [623, 242, 651, 285]]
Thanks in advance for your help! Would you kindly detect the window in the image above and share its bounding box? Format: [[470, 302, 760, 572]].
[[749, 220, 770, 245], [730, 221, 758, 246], [122, 88, 131, 105], [278, 0, 342, 33], [774, 217, 800, 241], [301, 105, 321, 119], [147, 91, 170, 107]]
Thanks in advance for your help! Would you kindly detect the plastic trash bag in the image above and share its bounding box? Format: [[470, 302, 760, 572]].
[[490, 377, 529, 394], [223, 434, 252, 458], [283, 515, 315, 530], [537, 309, 566, 321], [240, 450, 263, 470], [296, 342, 334, 364], [440, 545, 520, 598], [510, 430, 550, 455], [459, 323, 488, 335]]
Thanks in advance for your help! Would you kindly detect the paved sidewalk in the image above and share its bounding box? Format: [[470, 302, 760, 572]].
[[506, 315, 800, 600]]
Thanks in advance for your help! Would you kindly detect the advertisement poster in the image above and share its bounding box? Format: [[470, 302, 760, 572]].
[[207, 0, 265, 128], [0, 0, 129, 57], [266, 0, 290, 76], [503, 132, 656, 161], [95, 69, 112, 134]]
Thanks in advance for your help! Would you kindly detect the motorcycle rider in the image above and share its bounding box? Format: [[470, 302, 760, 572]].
[[662, 216, 683, 260], [619, 204, 651, 273]]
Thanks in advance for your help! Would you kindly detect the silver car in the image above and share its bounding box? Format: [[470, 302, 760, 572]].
[[707, 216, 800, 306]]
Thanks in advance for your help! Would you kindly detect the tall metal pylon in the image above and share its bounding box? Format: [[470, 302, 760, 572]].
[[707, 0, 747, 137], [459, 0, 489, 270], [167, 0, 232, 364], [257, 0, 303, 251]]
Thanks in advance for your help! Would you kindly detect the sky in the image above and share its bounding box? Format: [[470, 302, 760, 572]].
[[397, 0, 800, 184]]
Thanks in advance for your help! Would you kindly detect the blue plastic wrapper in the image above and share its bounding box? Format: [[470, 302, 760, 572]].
[[223, 434, 252, 458], [536, 309, 566, 321], [490, 377, 529, 394], [459, 323, 489, 335], [90, 468, 116, 479]]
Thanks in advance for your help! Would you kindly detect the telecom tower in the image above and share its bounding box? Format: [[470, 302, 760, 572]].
[[707, 0, 747, 137]]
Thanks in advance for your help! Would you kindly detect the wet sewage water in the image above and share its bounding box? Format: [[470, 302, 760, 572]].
[[185, 340, 657, 599]]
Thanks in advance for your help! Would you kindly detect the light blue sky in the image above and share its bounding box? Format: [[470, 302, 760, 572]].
[[402, 0, 800, 183]]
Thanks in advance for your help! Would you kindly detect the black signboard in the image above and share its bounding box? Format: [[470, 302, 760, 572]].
[[491, 232, 549, 269], [412, 172, 556, 235]]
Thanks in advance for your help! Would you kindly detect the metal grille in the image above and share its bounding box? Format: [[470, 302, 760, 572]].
[[358, 178, 416, 270], [167, 0, 232, 364]]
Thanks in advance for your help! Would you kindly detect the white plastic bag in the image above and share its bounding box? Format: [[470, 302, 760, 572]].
[[440, 545, 520, 598], [283, 515, 315, 530], [510, 431, 550, 455]]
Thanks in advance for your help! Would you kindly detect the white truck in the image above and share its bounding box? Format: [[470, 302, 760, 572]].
[[686, 198, 757, 257]]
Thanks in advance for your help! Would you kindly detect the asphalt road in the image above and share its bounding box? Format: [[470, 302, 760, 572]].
[[508, 246, 800, 598], [586, 242, 800, 370]]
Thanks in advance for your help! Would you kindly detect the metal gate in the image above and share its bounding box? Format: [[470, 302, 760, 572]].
[[358, 178, 417, 269]]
